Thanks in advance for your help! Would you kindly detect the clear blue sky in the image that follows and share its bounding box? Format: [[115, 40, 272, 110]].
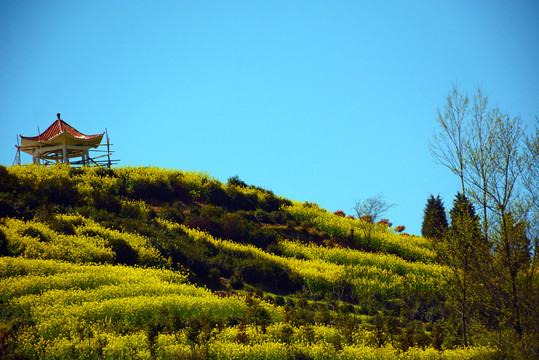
[[1, 1, 538, 235]]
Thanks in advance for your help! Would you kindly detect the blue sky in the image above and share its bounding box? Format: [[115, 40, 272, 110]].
[[1, 1, 538, 235]]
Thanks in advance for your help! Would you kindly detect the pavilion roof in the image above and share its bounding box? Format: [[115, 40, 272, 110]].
[[18, 114, 105, 156], [20, 113, 104, 142]]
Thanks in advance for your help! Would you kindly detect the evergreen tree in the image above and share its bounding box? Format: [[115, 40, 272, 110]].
[[435, 193, 486, 347], [421, 194, 448, 240]]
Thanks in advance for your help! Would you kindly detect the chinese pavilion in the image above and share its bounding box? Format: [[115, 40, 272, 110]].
[[16, 113, 108, 166]]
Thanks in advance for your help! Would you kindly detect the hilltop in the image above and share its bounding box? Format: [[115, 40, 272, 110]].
[[0, 165, 499, 359]]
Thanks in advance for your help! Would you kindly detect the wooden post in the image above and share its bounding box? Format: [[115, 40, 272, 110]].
[[33, 147, 39, 164], [14, 135, 21, 165], [37, 126, 42, 165], [62, 141, 68, 164], [106, 128, 111, 168]]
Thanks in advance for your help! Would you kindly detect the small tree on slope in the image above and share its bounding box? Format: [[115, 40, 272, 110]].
[[434, 193, 487, 347], [421, 194, 448, 240]]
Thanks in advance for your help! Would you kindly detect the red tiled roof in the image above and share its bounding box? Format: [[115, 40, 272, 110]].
[[21, 114, 104, 142]]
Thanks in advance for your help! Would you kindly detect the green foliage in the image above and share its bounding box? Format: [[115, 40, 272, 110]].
[[0, 228, 9, 256], [107, 237, 139, 265], [244, 294, 271, 333], [226, 185, 259, 211], [205, 181, 230, 207], [0, 165, 507, 359], [285, 202, 437, 262], [432, 193, 491, 348], [421, 194, 448, 240]]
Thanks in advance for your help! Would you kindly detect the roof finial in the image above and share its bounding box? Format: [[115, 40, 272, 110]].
[[57, 113, 61, 120]]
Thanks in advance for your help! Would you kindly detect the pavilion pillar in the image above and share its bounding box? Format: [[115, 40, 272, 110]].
[[62, 141, 68, 164], [33, 148, 40, 164]]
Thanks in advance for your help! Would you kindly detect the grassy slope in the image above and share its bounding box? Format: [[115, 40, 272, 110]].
[[0, 165, 498, 359]]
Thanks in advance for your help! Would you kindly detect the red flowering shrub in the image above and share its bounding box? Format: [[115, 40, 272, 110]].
[[360, 215, 373, 224], [395, 225, 406, 233], [333, 210, 346, 217], [346, 215, 356, 220], [376, 218, 393, 227]]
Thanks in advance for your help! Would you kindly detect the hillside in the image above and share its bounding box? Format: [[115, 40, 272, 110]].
[[0, 165, 499, 359]]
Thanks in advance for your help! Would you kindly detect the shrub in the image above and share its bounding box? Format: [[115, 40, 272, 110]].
[[47, 217, 76, 235], [158, 205, 184, 223], [269, 211, 288, 225], [208, 267, 221, 283], [431, 321, 444, 350], [221, 213, 251, 243], [131, 179, 169, 202], [279, 324, 294, 344], [120, 200, 155, 220], [360, 215, 373, 223], [333, 210, 346, 217], [226, 187, 258, 211], [397, 322, 420, 351], [254, 209, 271, 223], [185, 215, 217, 235], [260, 194, 282, 212], [0, 194, 15, 219], [93, 166, 115, 178], [244, 294, 271, 333], [230, 274, 244, 290], [370, 312, 387, 347], [93, 191, 121, 214], [0, 228, 9, 256], [287, 220, 297, 230], [200, 205, 225, 221], [21, 226, 51, 242], [376, 218, 392, 227], [228, 175, 248, 188], [169, 175, 190, 201], [38, 175, 78, 207], [240, 260, 301, 294], [184, 205, 223, 236], [300, 221, 311, 232], [205, 181, 229, 207], [12, 193, 39, 219], [103, 237, 139, 265], [235, 321, 249, 344], [0, 166, 16, 193], [232, 210, 255, 222]]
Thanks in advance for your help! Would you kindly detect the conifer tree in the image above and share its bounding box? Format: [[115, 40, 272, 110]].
[[421, 194, 448, 240], [436, 193, 486, 347]]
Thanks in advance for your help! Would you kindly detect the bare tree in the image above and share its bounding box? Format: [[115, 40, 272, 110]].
[[432, 87, 529, 240], [353, 192, 396, 223], [354, 193, 396, 245], [463, 89, 496, 240], [430, 85, 469, 195], [523, 118, 539, 234], [523, 119, 539, 285]]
